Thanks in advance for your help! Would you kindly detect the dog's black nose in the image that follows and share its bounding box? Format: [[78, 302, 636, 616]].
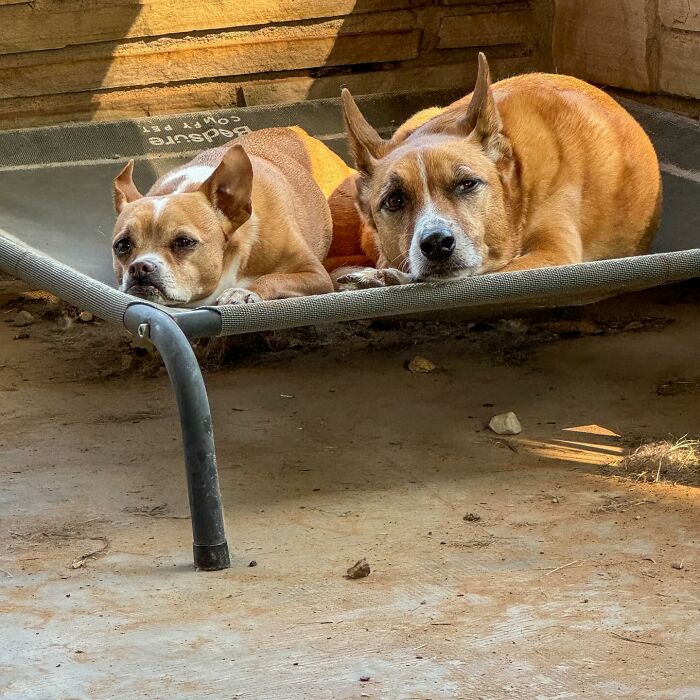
[[420, 230, 455, 261], [128, 259, 156, 277]]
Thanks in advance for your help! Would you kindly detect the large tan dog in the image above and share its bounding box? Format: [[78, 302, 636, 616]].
[[335, 53, 661, 289], [112, 127, 353, 306]]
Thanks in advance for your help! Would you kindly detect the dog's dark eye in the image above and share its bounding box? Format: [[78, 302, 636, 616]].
[[455, 179, 480, 194], [382, 190, 406, 212], [113, 237, 133, 256], [172, 236, 198, 250]]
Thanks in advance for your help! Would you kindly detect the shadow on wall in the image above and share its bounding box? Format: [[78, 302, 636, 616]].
[[230, 1, 551, 116], [304, 0, 426, 103], [0, 2, 143, 129], [302, 0, 553, 105], [0, 1, 553, 129]]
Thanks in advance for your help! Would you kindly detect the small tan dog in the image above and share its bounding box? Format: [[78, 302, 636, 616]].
[[335, 53, 661, 289], [112, 127, 353, 306]]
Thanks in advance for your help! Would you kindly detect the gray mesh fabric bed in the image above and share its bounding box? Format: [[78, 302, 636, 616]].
[[1, 92, 698, 570]]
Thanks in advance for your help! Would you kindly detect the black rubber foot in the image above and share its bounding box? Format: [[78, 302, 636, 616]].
[[193, 541, 231, 571]]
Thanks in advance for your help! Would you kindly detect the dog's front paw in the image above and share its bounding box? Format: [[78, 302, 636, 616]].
[[335, 267, 412, 291], [215, 288, 262, 306]]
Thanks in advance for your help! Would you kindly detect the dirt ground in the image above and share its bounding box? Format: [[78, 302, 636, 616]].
[[1, 280, 699, 700]]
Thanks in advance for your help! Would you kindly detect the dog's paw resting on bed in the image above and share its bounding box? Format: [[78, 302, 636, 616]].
[[215, 288, 262, 306], [111, 127, 342, 307], [332, 266, 412, 291]]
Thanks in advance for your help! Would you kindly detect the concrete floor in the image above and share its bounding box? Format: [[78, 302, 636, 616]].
[[1, 283, 699, 699]]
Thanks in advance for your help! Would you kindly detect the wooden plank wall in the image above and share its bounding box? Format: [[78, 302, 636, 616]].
[[0, 0, 552, 129], [553, 0, 700, 100]]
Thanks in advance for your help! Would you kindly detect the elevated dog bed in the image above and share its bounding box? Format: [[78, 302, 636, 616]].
[[1, 92, 698, 570]]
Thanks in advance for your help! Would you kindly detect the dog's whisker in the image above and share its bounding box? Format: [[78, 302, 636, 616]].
[[386, 250, 409, 272]]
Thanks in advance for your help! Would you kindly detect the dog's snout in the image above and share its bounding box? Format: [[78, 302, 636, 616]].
[[128, 259, 156, 277], [419, 229, 455, 262]]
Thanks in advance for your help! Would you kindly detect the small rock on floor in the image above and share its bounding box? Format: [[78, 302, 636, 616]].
[[489, 411, 522, 435], [78, 311, 95, 323], [407, 356, 437, 373], [12, 310, 35, 327], [346, 558, 371, 579]]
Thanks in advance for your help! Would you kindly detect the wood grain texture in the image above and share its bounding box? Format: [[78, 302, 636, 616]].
[[438, 10, 533, 48], [0, 14, 420, 99], [552, 0, 652, 92], [659, 0, 700, 32], [439, 0, 527, 5], [0, 0, 416, 54], [0, 1, 549, 128], [0, 56, 533, 130], [659, 27, 700, 97], [1, 0, 695, 130]]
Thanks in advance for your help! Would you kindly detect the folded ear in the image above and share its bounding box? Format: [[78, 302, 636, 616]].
[[459, 53, 510, 162], [341, 88, 388, 176], [113, 160, 142, 213], [200, 144, 253, 230]]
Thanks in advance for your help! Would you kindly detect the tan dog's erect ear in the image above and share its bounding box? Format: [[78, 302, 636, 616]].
[[341, 88, 387, 176], [113, 160, 143, 213], [201, 144, 253, 230], [459, 53, 510, 161]]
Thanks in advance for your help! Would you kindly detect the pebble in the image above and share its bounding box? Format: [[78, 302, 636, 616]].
[[12, 310, 34, 327], [346, 558, 371, 579], [78, 311, 95, 323], [671, 560, 684, 570], [488, 411, 522, 435], [407, 356, 437, 373]]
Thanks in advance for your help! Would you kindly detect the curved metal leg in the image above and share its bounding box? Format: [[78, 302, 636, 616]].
[[124, 303, 230, 570]]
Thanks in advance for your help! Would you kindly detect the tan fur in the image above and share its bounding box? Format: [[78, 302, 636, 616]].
[[111, 127, 341, 306], [323, 173, 380, 272], [338, 54, 661, 287], [282, 128, 380, 272]]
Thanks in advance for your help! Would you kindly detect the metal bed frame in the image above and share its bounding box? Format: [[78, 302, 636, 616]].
[[1, 93, 698, 570]]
